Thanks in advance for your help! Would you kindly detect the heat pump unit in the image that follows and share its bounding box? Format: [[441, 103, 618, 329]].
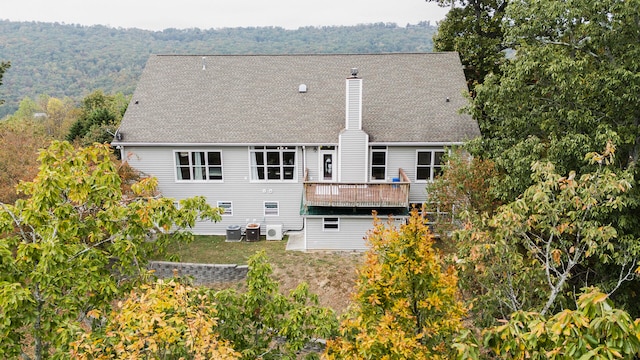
[[266, 224, 283, 241]]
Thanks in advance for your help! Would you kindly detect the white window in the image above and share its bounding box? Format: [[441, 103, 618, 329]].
[[264, 201, 279, 216], [370, 146, 387, 181], [323, 217, 340, 231], [416, 150, 446, 182], [217, 201, 233, 216], [250, 146, 296, 181], [175, 150, 223, 181]]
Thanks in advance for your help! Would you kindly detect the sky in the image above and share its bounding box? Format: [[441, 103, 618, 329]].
[[1, 0, 450, 31]]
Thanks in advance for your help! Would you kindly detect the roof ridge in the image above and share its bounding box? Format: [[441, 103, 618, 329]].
[[153, 52, 459, 57]]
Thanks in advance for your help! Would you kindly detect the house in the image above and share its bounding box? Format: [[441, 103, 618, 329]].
[[112, 53, 480, 251]]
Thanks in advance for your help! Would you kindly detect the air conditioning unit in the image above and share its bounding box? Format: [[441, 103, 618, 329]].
[[266, 224, 283, 241]]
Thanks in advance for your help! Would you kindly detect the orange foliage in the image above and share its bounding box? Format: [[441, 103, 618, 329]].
[[0, 121, 51, 204]]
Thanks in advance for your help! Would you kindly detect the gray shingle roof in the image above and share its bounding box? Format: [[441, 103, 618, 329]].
[[115, 53, 480, 145]]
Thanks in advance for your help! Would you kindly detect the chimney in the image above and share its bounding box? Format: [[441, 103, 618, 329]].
[[345, 68, 362, 130]]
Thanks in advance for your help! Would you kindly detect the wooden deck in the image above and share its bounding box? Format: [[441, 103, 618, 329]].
[[303, 169, 410, 208]]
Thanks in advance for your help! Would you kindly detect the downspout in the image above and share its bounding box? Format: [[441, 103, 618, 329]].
[[289, 145, 306, 232]]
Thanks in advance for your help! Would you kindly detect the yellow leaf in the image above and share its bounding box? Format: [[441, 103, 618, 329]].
[[87, 309, 102, 319], [552, 249, 562, 265], [591, 292, 608, 304]]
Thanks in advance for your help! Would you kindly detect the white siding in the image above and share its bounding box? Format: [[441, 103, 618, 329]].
[[385, 146, 431, 203], [305, 217, 373, 250], [121, 144, 446, 245], [345, 78, 362, 130], [122, 146, 304, 235], [304, 146, 320, 181], [338, 130, 368, 182], [305, 216, 406, 251]]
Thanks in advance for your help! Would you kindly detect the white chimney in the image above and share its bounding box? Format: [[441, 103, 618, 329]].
[[345, 69, 362, 130], [338, 68, 369, 182]]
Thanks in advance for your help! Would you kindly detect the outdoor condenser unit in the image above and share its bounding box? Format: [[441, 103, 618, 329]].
[[266, 224, 283, 241]]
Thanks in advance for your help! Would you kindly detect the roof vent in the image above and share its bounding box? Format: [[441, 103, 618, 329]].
[[350, 68, 358, 78], [298, 84, 307, 93], [202, 57, 206, 70]]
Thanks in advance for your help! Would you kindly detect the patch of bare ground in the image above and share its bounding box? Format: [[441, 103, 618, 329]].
[[270, 251, 364, 314]]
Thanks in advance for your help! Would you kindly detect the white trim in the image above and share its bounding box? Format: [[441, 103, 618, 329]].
[[173, 149, 223, 183], [303, 218, 308, 249], [113, 141, 462, 147], [305, 214, 404, 219], [415, 148, 447, 183], [248, 146, 299, 183], [369, 146, 388, 182], [318, 147, 336, 182], [368, 142, 464, 147]]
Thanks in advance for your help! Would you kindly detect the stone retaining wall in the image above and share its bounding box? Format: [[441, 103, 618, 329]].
[[148, 261, 248, 285]]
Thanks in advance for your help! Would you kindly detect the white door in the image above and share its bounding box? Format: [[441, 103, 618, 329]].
[[318, 148, 336, 182]]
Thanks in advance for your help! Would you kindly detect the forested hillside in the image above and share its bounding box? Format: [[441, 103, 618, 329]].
[[0, 20, 436, 117]]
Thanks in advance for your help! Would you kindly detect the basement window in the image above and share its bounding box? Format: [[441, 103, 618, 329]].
[[264, 201, 279, 216], [323, 217, 340, 231], [217, 201, 233, 216]]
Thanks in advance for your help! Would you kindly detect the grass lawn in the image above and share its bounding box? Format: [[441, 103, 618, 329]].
[[162, 235, 290, 265]]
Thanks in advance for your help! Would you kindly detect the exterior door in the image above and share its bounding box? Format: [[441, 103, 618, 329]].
[[318, 148, 336, 182]]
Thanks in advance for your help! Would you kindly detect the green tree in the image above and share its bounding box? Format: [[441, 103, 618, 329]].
[[471, 0, 640, 201], [11, 96, 40, 119], [213, 251, 338, 359], [66, 90, 128, 145], [0, 141, 220, 359], [463, 0, 640, 317], [325, 209, 466, 359], [0, 60, 9, 105], [427, 0, 508, 91], [71, 278, 240, 359], [481, 288, 640, 359]]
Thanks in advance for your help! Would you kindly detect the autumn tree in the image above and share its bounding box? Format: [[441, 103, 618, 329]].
[[480, 288, 640, 359], [425, 148, 499, 235], [71, 278, 240, 359], [213, 251, 338, 359], [454, 145, 639, 326], [36, 95, 79, 139], [0, 141, 220, 359], [0, 118, 51, 203], [0, 95, 80, 203], [6, 95, 79, 139], [325, 209, 466, 359]]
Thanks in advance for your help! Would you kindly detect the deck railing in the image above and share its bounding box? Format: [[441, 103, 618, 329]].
[[303, 169, 410, 208]]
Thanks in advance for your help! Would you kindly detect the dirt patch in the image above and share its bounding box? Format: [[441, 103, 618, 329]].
[[270, 251, 364, 314]]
